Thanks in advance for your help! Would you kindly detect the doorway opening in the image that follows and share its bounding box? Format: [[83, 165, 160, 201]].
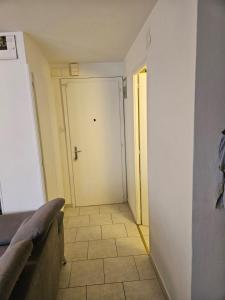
[[133, 66, 150, 251]]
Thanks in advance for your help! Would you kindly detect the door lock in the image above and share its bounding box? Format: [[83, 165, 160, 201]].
[[74, 146, 82, 160]]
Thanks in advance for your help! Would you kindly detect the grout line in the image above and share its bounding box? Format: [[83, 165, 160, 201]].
[[124, 223, 128, 237], [69, 279, 143, 289], [74, 227, 78, 242], [102, 258, 106, 284], [67, 261, 72, 288], [114, 238, 118, 257], [132, 255, 140, 280], [87, 240, 89, 260], [67, 253, 151, 264], [122, 282, 127, 300], [64, 278, 157, 289]]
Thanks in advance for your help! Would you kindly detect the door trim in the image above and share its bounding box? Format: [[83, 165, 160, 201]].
[[60, 77, 127, 207], [61, 81, 77, 207], [133, 66, 148, 225]]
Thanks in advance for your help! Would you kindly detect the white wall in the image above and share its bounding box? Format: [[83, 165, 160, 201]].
[[51, 62, 124, 205], [124, 1, 197, 299], [24, 34, 63, 200], [192, 1, 225, 299], [0, 32, 45, 213]]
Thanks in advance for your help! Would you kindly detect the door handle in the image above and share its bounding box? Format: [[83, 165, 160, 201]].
[[74, 146, 82, 160]]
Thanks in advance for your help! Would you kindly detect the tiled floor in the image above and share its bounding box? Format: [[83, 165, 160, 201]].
[[57, 203, 165, 300]]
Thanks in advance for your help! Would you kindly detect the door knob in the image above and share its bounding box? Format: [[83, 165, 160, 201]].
[[74, 146, 82, 160]]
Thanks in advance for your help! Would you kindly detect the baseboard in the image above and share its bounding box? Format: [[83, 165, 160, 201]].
[[149, 254, 171, 300]]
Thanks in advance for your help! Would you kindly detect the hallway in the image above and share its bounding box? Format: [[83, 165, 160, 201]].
[[57, 203, 164, 300]]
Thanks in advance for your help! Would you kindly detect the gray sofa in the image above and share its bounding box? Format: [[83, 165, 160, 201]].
[[0, 198, 65, 300]]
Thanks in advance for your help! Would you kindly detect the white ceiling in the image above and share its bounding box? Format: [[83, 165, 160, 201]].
[[0, 0, 156, 63]]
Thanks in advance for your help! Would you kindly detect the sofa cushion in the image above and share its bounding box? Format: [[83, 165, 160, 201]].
[[0, 212, 34, 246], [0, 240, 33, 300], [10, 198, 65, 246]]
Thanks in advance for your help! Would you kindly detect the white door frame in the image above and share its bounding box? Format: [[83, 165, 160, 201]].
[[133, 66, 149, 225], [60, 77, 127, 207]]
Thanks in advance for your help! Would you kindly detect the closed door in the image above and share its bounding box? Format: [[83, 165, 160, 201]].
[[62, 78, 126, 206]]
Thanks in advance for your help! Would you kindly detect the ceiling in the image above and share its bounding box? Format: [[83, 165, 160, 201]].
[[0, 0, 156, 63]]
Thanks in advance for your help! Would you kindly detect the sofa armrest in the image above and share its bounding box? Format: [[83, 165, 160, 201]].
[[55, 211, 65, 264], [56, 211, 64, 234], [0, 212, 34, 246], [0, 240, 33, 300]]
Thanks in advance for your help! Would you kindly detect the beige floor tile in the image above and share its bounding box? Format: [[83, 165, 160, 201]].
[[116, 237, 146, 256], [76, 226, 101, 241], [87, 283, 125, 300], [59, 262, 72, 288], [134, 255, 156, 280], [57, 290, 63, 300], [68, 216, 89, 227], [90, 214, 112, 225], [64, 217, 70, 229], [125, 223, 140, 237], [57, 287, 86, 300], [117, 202, 130, 212], [99, 204, 120, 214], [112, 211, 134, 224], [64, 207, 80, 217], [65, 242, 88, 261], [70, 259, 104, 286], [102, 224, 127, 239], [88, 239, 117, 259], [64, 228, 77, 243], [79, 206, 100, 215], [123, 279, 165, 300], [104, 256, 139, 283]]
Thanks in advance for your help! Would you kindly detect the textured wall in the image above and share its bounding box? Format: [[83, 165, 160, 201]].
[[124, 1, 197, 298]]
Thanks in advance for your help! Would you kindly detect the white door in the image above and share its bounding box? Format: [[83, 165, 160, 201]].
[[62, 78, 126, 207]]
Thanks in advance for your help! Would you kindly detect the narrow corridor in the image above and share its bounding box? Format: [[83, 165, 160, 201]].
[[57, 203, 165, 300]]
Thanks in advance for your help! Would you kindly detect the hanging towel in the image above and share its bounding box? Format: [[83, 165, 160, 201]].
[[215, 132, 225, 208]]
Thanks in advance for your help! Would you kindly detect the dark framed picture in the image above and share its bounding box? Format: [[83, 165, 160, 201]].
[[0, 35, 17, 60], [0, 36, 7, 50]]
